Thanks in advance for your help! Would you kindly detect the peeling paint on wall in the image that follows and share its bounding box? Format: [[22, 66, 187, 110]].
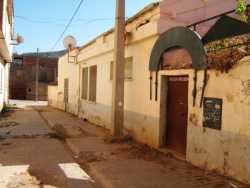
[[189, 113, 199, 127], [241, 79, 250, 97], [226, 93, 234, 103]]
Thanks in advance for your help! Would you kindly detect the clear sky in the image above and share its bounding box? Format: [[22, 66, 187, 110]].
[[14, 0, 156, 53]]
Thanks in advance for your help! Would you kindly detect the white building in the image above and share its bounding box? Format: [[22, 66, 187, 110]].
[[0, 0, 13, 110]]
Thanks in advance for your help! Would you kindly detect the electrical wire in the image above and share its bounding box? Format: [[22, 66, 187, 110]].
[[15, 15, 65, 26], [15, 15, 115, 25], [50, 0, 85, 51]]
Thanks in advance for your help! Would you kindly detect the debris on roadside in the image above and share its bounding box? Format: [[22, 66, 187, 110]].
[[1, 142, 12, 146], [51, 123, 68, 141], [229, 182, 239, 188], [4, 172, 41, 188], [47, 132, 65, 140], [78, 151, 108, 163], [104, 133, 134, 144], [6, 171, 59, 188], [117, 143, 173, 161], [0, 121, 19, 128], [51, 123, 84, 140]]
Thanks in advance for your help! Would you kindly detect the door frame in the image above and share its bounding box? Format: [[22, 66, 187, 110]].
[[159, 75, 189, 156]]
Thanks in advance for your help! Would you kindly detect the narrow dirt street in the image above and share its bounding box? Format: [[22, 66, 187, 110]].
[[0, 102, 250, 188], [0, 102, 100, 188]]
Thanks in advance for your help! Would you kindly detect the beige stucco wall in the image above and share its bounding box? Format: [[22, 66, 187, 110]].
[[49, 1, 250, 183], [52, 52, 250, 183], [56, 54, 80, 115], [71, 6, 161, 147], [48, 85, 58, 108], [158, 56, 250, 184], [77, 35, 160, 147]]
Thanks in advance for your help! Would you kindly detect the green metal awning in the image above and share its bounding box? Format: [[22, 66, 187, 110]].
[[202, 16, 250, 44], [149, 27, 207, 71]]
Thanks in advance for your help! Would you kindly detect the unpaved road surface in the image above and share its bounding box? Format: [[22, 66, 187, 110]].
[[0, 108, 99, 188], [1, 103, 250, 188]]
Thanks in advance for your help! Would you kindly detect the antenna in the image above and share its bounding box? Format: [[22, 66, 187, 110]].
[[63, 35, 78, 64]]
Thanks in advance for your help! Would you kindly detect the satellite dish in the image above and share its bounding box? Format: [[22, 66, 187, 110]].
[[16, 34, 24, 44], [63, 35, 77, 50]]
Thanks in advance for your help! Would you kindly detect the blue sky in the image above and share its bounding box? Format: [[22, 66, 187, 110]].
[[14, 0, 156, 53]]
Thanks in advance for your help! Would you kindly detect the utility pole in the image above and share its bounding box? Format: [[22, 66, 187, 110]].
[[111, 0, 125, 137], [35, 48, 39, 101]]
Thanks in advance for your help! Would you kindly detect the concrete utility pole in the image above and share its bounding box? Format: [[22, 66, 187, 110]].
[[111, 0, 125, 137], [35, 48, 39, 101]]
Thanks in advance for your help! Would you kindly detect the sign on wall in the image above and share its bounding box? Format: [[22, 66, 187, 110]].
[[203, 97, 223, 130]]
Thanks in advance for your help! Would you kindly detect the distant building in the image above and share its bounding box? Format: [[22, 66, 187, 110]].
[[10, 50, 66, 101]]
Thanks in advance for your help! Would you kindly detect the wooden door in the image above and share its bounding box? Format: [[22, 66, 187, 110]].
[[64, 78, 69, 105], [166, 76, 188, 156]]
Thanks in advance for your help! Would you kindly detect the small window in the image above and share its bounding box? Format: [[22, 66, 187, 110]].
[[110, 57, 133, 80], [64, 78, 69, 103], [89, 65, 97, 102], [125, 57, 133, 80], [81, 68, 88, 100], [81, 65, 97, 102]]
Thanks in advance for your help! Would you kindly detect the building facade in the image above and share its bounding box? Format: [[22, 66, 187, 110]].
[[48, 0, 250, 184], [0, 0, 13, 110], [10, 51, 65, 101]]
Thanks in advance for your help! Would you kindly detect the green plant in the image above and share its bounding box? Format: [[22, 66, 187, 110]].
[[236, 0, 247, 14], [236, 0, 248, 22], [1, 103, 17, 113]]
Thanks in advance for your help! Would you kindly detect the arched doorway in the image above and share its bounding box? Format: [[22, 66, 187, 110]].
[[149, 27, 207, 156]]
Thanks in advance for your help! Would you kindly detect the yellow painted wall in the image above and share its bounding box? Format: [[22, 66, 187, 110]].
[[159, 56, 250, 184], [77, 35, 160, 147], [48, 85, 58, 107], [56, 53, 80, 115], [50, 53, 250, 183], [48, 2, 250, 183], [73, 7, 161, 147]]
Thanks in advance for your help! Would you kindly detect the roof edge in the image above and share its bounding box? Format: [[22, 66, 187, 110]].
[[78, 2, 160, 51]]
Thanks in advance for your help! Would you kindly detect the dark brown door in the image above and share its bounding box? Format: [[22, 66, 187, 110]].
[[166, 76, 188, 156], [64, 78, 69, 111]]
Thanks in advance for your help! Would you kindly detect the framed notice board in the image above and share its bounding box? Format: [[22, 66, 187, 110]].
[[203, 97, 223, 130]]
